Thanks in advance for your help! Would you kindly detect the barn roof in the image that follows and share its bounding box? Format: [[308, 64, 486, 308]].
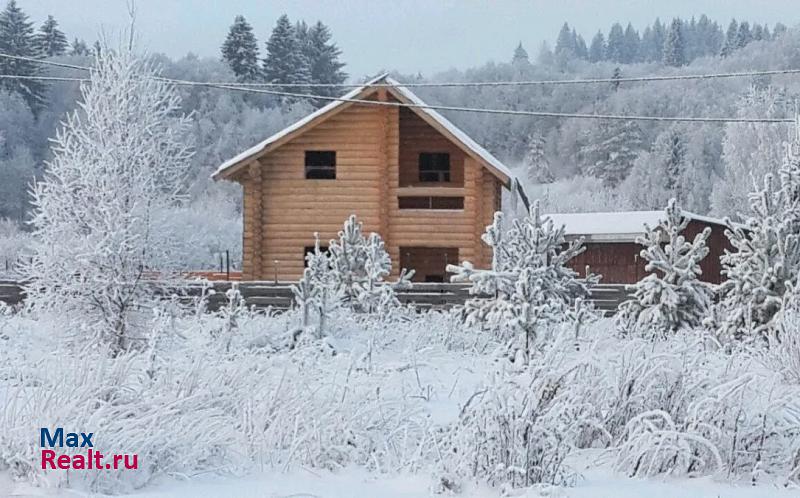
[[547, 210, 730, 242], [211, 74, 516, 187]]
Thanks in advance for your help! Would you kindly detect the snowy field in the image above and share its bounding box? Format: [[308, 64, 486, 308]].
[[2, 303, 799, 497]]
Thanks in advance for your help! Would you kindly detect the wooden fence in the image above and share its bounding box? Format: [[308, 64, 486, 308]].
[[0, 280, 632, 314]]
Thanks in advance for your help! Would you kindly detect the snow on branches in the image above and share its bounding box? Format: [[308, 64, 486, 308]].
[[617, 199, 713, 337], [717, 121, 800, 342], [448, 201, 595, 363], [23, 46, 193, 354]]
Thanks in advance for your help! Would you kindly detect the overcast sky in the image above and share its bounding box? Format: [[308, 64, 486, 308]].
[[19, 0, 798, 79]]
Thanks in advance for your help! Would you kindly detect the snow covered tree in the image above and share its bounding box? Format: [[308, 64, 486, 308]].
[[623, 23, 640, 63], [299, 21, 347, 98], [606, 22, 626, 62], [220, 15, 261, 82], [291, 233, 339, 338], [616, 199, 714, 337], [262, 14, 310, 87], [663, 18, 686, 67], [581, 119, 643, 187], [70, 37, 89, 56], [448, 202, 595, 364], [716, 122, 800, 342], [554, 22, 576, 57], [736, 21, 752, 49], [0, 0, 45, 112], [23, 46, 193, 355], [720, 19, 738, 57], [34, 15, 67, 57], [512, 42, 529, 65], [522, 132, 554, 184], [711, 87, 790, 218], [326, 215, 412, 313], [588, 31, 606, 62]]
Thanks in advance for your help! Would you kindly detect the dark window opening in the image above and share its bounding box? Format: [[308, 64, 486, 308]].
[[305, 151, 336, 179], [424, 275, 445, 283], [399, 196, 464, 210], [304, 245, 329, 267], [419, 152, 450, 182]]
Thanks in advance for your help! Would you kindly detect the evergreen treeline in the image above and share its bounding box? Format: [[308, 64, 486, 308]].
[[554, 16, 787, 66], [221, 13, 347, 95]]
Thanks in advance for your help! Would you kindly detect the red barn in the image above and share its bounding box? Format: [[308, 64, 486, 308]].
[[547, 210, 733, 285]]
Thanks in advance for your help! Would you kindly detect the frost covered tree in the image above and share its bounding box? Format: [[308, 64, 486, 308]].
[[606, 22, 625, 63], [0, 0, 45, 112], [617, 199, 714, 337], [326, 215, 412, 313], [512, 42, 529, 65], [262, 14, 310, 87], [720, 19, 738, 57], [710, 87, 790, 219], [522, 132, 554, 184], [663, 18, 686, 67], [291, 233, 339, 338], [448, 202, 594, 363], [717, 124, 800, 341], [581, 119, 643, 187], [70, 37, 89, 56], [588, 31, 605, 62], [34, 15, 67, 57], [221, 15, 261, 82], [23, 46, 193, 354]]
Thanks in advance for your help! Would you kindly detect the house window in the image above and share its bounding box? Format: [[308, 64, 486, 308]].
[[304, 245, 329, 267], [419, 153, 450, 182], [399, 196, 464, 210], [305, 151, 336, 179]]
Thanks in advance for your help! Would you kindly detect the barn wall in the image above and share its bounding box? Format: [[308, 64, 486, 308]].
[[565, 220, 730, 285]]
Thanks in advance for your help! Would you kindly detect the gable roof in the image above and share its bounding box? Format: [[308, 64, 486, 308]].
[[546, 210, 730, 242], [211, 74, 515, 187]]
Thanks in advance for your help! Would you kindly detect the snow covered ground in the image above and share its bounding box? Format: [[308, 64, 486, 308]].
[[2, 302, 799, 498]]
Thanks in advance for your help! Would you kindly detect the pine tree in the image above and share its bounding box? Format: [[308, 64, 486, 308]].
[[736, 21, 752, 48], [720, 19, 738, 57], [221, 15, 261, 82], [302, 21, 347, 98], [512, 42, 529, 65], [717, 120, 800, 342], [617, 199, 713, 338], [70, 37, 89, 56], [574, 32, 588, 59], [663, 18, 686, 67], [554, 22, 575, 56], [262, 14, 310, 87], [623, 23, 640, 63], [773, 23, 787, 39], [649, 18, 666, 61], [606, 22, 625, 62], [523, 133, 554, 184], [611, 66, 622, 91], [582, 119, 644, 187], [34, 15, 67, 56], [0, 0, 45, 113], [588, 31, 605, 62], [448, 203, 595, 363]]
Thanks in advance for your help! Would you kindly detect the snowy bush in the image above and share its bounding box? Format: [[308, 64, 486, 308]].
[[616, 199, 714, 338], [22, 46, 194, 354], [0, 218, 31, 277], [717, 123, 800, 342], [449, 201, 595, 363]]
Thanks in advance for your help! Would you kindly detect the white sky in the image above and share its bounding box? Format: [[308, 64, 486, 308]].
[[19, 0, 798, 79]]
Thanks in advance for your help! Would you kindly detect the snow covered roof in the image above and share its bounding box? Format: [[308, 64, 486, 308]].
[[546, 210, 730, 242], [211, 74, 515, 186]]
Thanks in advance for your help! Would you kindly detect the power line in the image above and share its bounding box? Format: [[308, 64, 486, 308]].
[[0, 53, 793, 124], [3, 51, 800, 88]]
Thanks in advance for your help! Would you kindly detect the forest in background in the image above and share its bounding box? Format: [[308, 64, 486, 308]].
[[1, 0, 799, 269]]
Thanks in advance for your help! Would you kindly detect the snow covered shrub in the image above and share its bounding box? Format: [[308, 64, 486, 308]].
[[0, 218, 31, 277], [310, 216, 413, 315], [449, 201, 595, 363], [616, 199, 714, 338], [22, 46, 193, 354], [439, 332, 604, 489], [717, 124, 800, 342], [615, 410, 723, 478]]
